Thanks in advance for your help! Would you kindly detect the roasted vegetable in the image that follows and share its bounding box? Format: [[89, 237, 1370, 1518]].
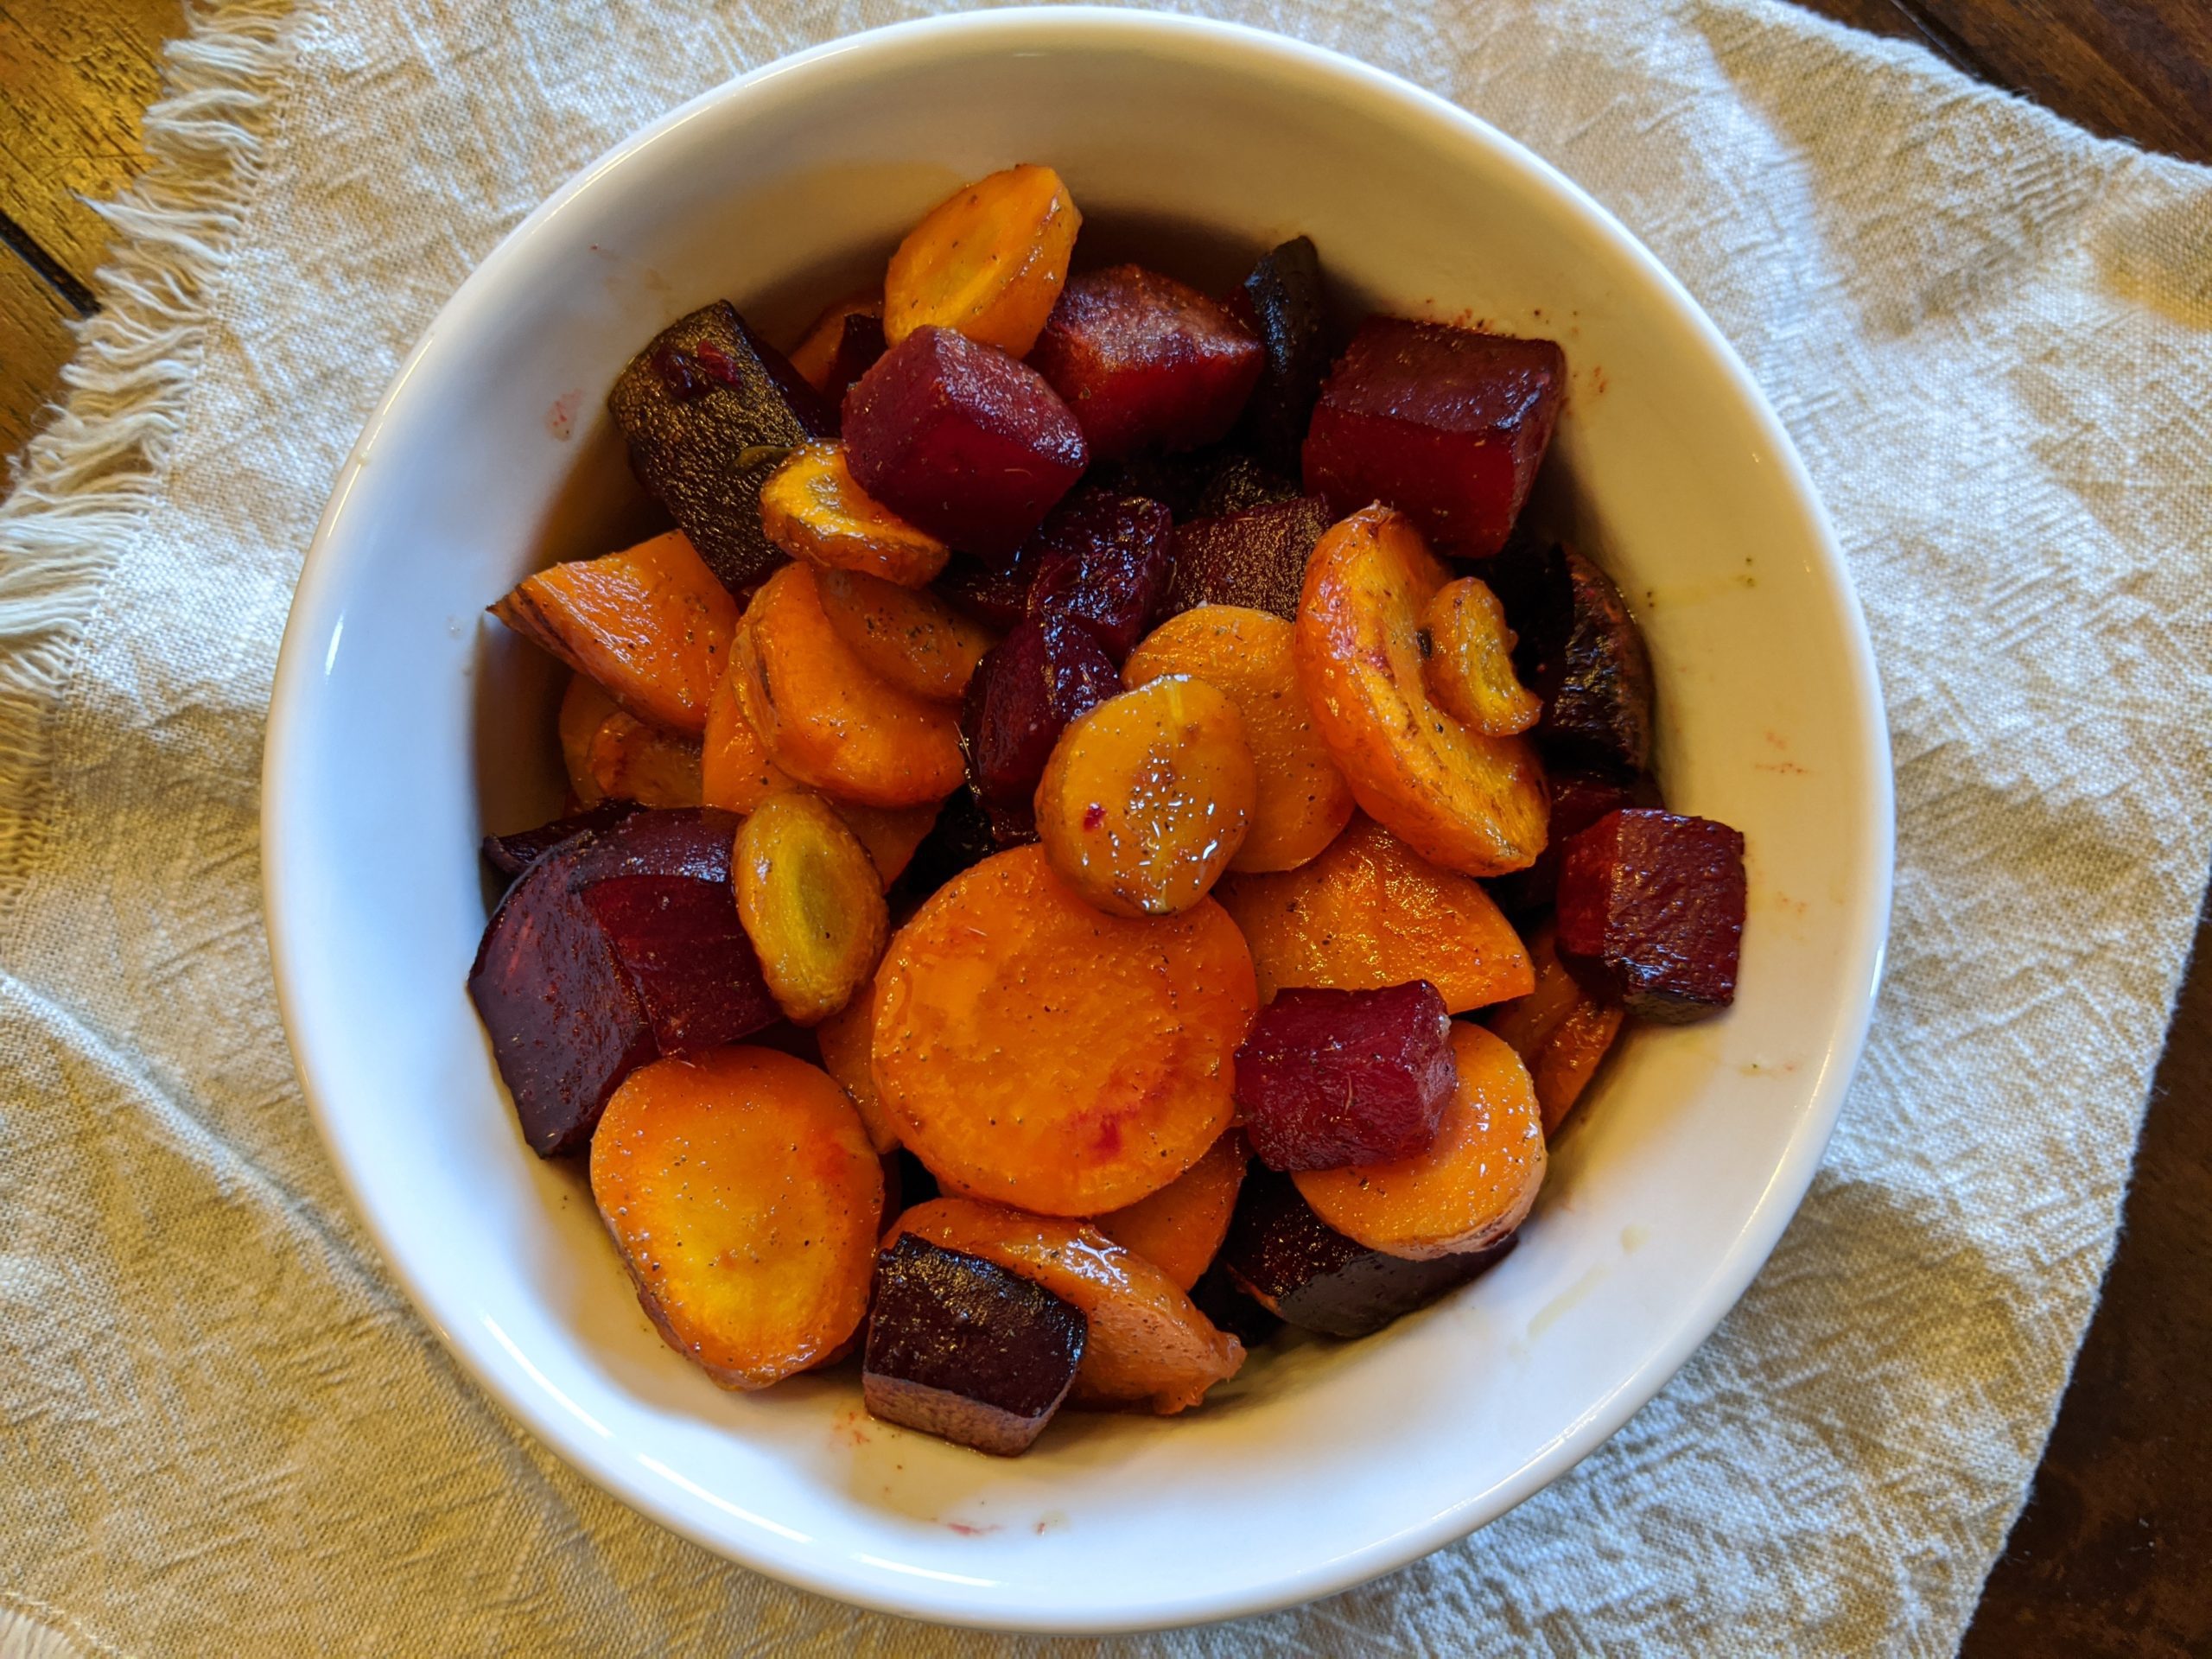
[[1123, 604, 1355, 873], [1192, 451, 1306, 519], [734, 792, 892, 1025], [1294, 1023, 1545, 1258], [816, 567, 996, 702], [1226, 236, 1330, 472], [817, 994, 901, 1154], [842, 325, 1088, 557], [1029, 264, 1265, 461], [758, 442, 951, 587], [1486, 922, 1626, 1136], [1482, 768, 1657, 919], [1294, 505, 1549, 876], [889, 1198, 1244, 1414], [1034, 676, 1255, 918], [1091, 1129, 1249, 1292], [882, 164, 1081, 357], [481, 799, 642, 880], [1160, 496, 1333, 623], [1501, 543, 1656, 777], [1214, 815, 1534, 1013], [607, 302, 836, 594], [788, 292, 887, 404], [1554, 809, 1745, 1020], [1421, 575, 1541, 736], [958, 611, 1121, 821], [590, 1046, 881, 1389], [1222, 1166, 1516, 1339], [491, 531, 739, 736], [872, 845, 1256, 1216], [862, 1235, 1087, 1455], [1234, 982, 1456, 1172], [1301, 316, 1562, 559], [1021, 488, 1174, 663]]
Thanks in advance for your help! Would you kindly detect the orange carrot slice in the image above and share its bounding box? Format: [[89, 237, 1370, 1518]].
[[883, 164, 1082, 357], [759, 442, 950, 588], [817, 995, 901, 1154], [788, 291, 882, 394], [817, 566, 997, 702], [1487, 921, 1626, 1135], [1421, 575, 1542, 736], [1092, 1129, 1249, 1292]]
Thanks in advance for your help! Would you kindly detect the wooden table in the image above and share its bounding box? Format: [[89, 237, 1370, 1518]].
[[3, 1, 2207, 1649]]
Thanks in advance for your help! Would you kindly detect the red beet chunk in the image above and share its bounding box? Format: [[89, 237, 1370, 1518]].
[[1022, 489, 1173, 662], [482, 799, 644, 880], [1029, 265, 1264, 461], [1161, 495, 1333, 622], [579, 874, 779, 1056], [1483, 770, 1662, 919], [607, 302, 836, 594], [1223, 1166, 1516, 1338], [468, 841, 654, 1157], [1192, 452, 1304, 519], [863, 1235, 1086, 1456], [842, 325, 1088, 557], [1230, 237, 1330, 474], [959, 612, 1121, 814], [1302, 317, 1562, 558], [1555, 809, 1745, 1021], [822, 311, 887, 409], [1234, 982, 1457, 1172], [933, 544, 1043, 629]]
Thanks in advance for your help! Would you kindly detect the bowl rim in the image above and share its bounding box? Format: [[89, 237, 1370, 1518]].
[[262, 3, 1895, 1632]]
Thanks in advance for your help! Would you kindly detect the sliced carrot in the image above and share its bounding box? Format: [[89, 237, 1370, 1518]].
[[832, 799, 939, 888], [701, 659, 795, 814], [817, 566, 997, 702], [1091, 1129, 1249, 1292], [788, 291, 882, 394], [588, 1046, 881, 1389], [759, 442, 950, 588], [733, 563, 966, 808], [872, 844, 1257, 1216], [1294, 506, 1548, 875], [883, 164, 1082, 357], [1487, 921, 1626, 1136], [1034, 676, 1255, 918], [889, 1197, 1243, 1414], [492, 530, 737, 736], [817, 995, 901, 1154], [586, 711, 703, 807], [734, 793, 890, 1026], [1421, 575, 1542, 736], [1124, 604, 1355, 873], [559, 674, 620, 805], [1214, 815, 1534, 1013], [1294, 1023, 1545, 1260]]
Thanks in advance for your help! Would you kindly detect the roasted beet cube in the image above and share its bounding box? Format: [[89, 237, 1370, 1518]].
[[959, 613, 1121, 813], [1192, 452, 1304, 519], [1022, 489, 1173, 661], [1555, 809, 1745, 1020], [1483, 770, 1662, 919], [1161, 495, 1333, 622], [863, 1236, 1086, 1456], [607, 302, 836, 594], [842, 326, 1088, 557], [1187, 1258, 1284, 1350], [1230, 237, 1330, 474], [579, 874, 779, 1056], [481, 799, 644, 880], [1302, 317, 1562, 558], [1535, 549, 1654, 776], [821, 311, 887, 408], [1029, 265, 1265, 461], [1223, 1166, 1516, 1338], [1235, 982, 1457, 1171], [933, 545, 1043, 630]]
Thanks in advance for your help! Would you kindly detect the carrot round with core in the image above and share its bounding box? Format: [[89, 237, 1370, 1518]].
[[589, 1046, 882, 1389], [1091, 1129, 1249, 1292], [817, 566, 997, 702], [883, 164, 1082, 357], [759, 442, 951, 588], [493, 530, 737, 736], [733, 562, 966, 808], [1124, 604, 1355, 873], [872, 844, 1257, 1216], [1294, 1023, 1545, 1260], [733, 792, 891, 1026], [889, 1197, 1243, 1414], [1215, 815, 1535, 1013]]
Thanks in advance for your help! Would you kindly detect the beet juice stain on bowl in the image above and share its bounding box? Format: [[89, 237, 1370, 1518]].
[[265, 10, 1890, 1631]]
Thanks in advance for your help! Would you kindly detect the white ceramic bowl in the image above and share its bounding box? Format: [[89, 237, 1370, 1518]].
[[264, 6, 1891, 1633]]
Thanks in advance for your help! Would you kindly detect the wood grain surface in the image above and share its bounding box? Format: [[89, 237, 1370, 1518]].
[[0, 1, 2207, 1650]]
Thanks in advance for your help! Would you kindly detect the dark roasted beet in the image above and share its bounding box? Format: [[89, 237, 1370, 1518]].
[[821, 311, 887, 408], [1230, 237, 1329, 474], [1022, 489, 1173, 662], [842, 326, 1088, 557], [579, 874, 779, 1056], [469, 843, 654, 1157], [1187, 1258, 1284, 1349], [1529, 548, 1653, 777], [607, 302, 835, 594], [1161, 495, 1334, 622], [1482, 770, 1662, 919], [1030, 265, 1265, 461], [863, 1236, 1086, 1456], [959, 613, 1121, 815], [1223, 1166, 1516, 1338], [481, 799, 644, 880], [933, 547, 1043, 630], [1302, 317, 1562, 559], [1234, 982, 1457, 1171], [1192, 452, 1305, 519], [1555, 809, 1745, 1021]]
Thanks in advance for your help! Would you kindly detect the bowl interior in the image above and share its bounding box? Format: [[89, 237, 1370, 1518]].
[[265, 10, 1889, 1633]]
